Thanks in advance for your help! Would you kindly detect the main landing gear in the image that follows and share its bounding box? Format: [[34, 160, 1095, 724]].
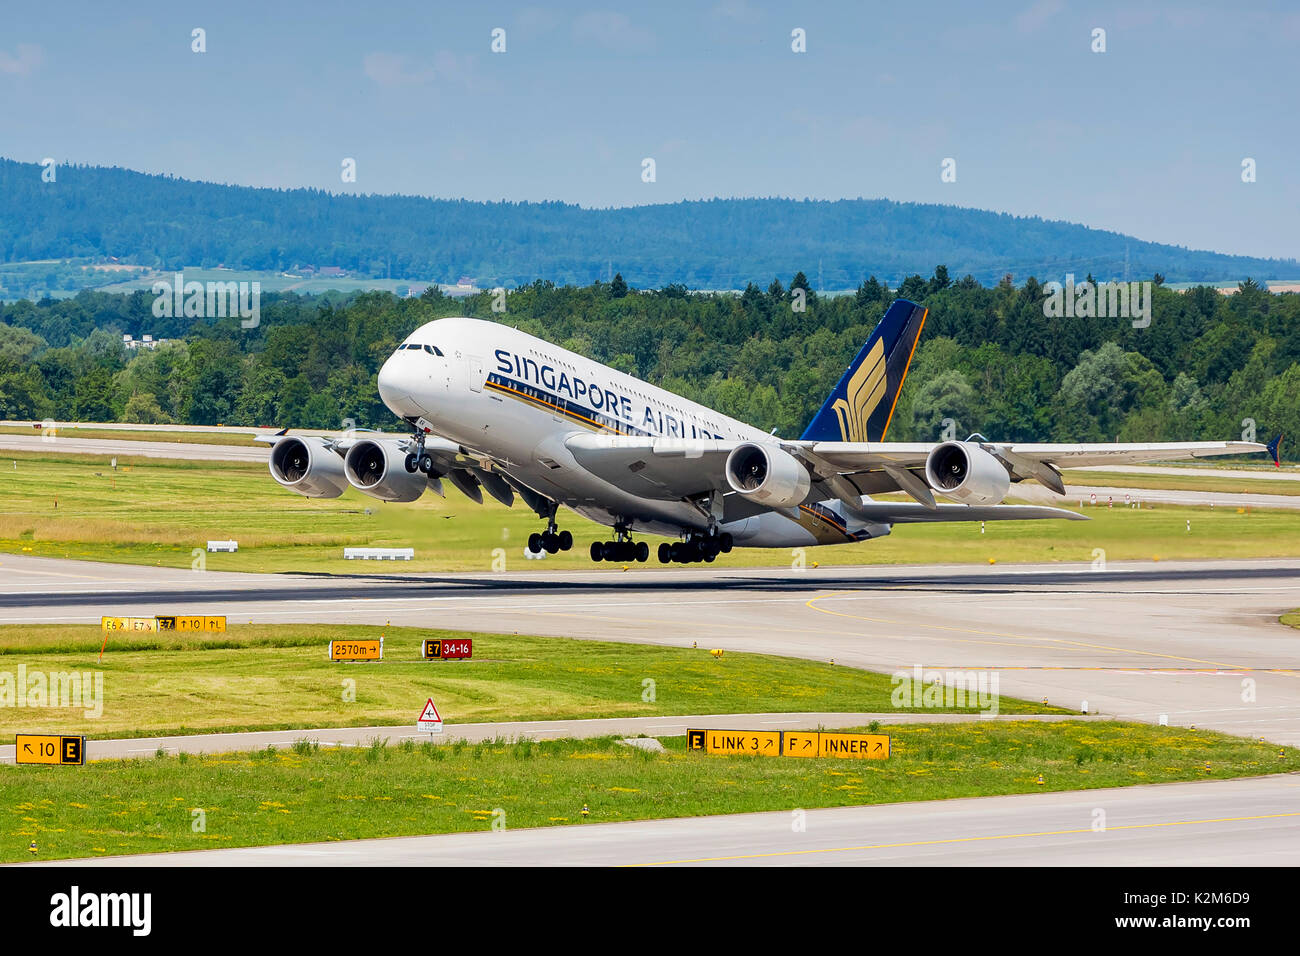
[[657, 531, 733, 564], [590, 523, 649, 563], [528, 509, 573, 555]]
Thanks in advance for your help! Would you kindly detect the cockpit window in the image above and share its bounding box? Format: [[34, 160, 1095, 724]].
[[424, 345, 444, 356], [400, 343, 443, 355]]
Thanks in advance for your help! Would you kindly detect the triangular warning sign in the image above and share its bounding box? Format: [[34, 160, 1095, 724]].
[[418, 698, 441, 722]]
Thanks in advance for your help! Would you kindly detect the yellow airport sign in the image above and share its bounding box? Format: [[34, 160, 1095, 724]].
[[15, 734, 85, 766], [783, 731, 822, 757], [156, 615, 226, 632], [703, 729, 781, 756], [818, 732, 890, 760], [100, 616, 158, 633], [687, 729, 891, 759], [329, 638, 383, 661]]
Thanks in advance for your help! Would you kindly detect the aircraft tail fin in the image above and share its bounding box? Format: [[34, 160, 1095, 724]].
[[1267, 433, 1284, 467], [799, 299, 927, 443]]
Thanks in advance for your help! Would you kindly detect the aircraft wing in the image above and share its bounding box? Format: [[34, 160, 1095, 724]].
[[797, 439, 1267, 499], [565, 433, 1269, 512], [797, 439, 1265, 471]]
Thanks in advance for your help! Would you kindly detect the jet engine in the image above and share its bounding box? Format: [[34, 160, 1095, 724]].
[[725, 442, 811, 508], [924, 442, 1010, 505], [344, 439, 428, 502], [268, 437, 348, 498]]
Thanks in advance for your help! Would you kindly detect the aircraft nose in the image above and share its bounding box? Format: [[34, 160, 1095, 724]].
[[377, 353, 424, 418]]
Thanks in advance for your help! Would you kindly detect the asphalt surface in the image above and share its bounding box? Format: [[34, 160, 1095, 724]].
[[29, 774, 1300, 867], [1016, 481, 1300, 511], [2, 553, 1299, 745], [1074, 464, 1300, 482], [0, 433, 267, 462]]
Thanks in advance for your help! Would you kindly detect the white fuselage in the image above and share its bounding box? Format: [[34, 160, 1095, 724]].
[[376, 316, 867, 546]]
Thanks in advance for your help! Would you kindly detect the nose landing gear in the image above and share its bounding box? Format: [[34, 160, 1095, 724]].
[[403, 429, 435, 475], [657, 531, 733, 564]]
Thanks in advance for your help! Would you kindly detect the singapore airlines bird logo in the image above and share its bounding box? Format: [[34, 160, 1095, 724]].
[[831, 339, 887, 442]]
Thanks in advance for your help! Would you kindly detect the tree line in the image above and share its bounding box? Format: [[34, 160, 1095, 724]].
[[0, 269, 1295, 458]]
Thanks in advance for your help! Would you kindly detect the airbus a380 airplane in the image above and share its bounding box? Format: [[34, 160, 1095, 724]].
[[263, 299, 1277, 564]]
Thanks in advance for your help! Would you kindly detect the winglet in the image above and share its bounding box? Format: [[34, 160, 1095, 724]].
[[1267, 433, 1283, 467], [253, 427, 289, 446]]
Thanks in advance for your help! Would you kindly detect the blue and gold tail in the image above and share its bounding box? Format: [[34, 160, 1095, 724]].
[[800, 298, 927, 443]]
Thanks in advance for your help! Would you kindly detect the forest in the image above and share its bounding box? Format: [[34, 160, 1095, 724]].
[[4, 157, 1299, 289], [1, 268, 1295, 457]]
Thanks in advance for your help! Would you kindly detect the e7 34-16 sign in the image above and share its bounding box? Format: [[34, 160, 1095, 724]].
[[422, 639, 472, 660]]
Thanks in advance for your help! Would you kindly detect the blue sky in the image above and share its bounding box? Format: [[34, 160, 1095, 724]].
[[3, 1, 1298, 259]]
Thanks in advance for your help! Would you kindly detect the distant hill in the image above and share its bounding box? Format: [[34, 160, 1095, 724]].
[[2, 157, 1296, 288]]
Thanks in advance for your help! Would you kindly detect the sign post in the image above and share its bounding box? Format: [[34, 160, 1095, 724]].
[[416, 698, 443, 735]]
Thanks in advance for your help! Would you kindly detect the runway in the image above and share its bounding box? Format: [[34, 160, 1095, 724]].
[[30, 774, 1300, 866], [2, 553, 1299, 745], [0, 433, 267, 463]]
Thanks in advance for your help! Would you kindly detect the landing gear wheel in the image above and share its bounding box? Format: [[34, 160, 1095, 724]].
[[558, 530, 573, 551], [542, 531, 560, 554], [404, 453, 419, 473], [719, 532, 733, 554], [528, 532, 543, 554], [418, 453, 434, 474], [636, 541, 649, 563], [658, 543, 671, 563], [589, 541, 603, 562]]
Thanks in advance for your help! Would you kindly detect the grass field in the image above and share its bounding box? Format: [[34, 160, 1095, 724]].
[[0, 623, 1065, 738], [4, 721, 1294, 863], [4, 451, 1300, 574]]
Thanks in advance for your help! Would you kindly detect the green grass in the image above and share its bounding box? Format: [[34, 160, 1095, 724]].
[[0, 623, 1063, 738], [1063, 468, 1300, 496], [1282, 610, 1300, 630], [4, 721, 1294, 863], [4, 451, 1300, 573]]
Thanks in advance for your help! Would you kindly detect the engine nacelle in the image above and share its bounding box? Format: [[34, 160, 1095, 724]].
[[269, 437, 348, 498], [725, 442, 811, 508], [344, 439, 428, 502], [924, 442, 1010, 505]]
